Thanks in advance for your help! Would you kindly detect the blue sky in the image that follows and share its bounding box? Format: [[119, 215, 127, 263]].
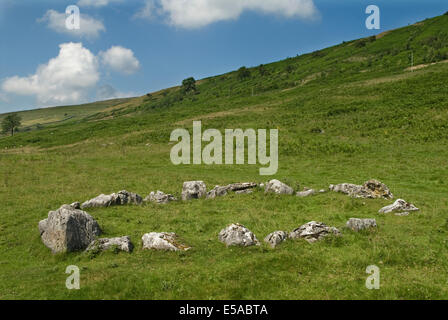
[[0, 0, 446, 113]]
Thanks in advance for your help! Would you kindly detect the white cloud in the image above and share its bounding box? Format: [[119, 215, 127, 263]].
[[99, 46, 141, 75], [38, 9, 105, 38], [135, 0, 319, 28], [77, 0, 123, 7], [1, 43, 100, 106], [133, 0, 155, 20]]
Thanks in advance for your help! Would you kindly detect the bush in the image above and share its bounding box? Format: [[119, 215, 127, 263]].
[[237, 66, 251, 80], [181, 77, 197, 94]]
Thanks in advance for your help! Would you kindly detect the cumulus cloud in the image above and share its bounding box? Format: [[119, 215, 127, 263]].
[[99, 46, 141, 75], [133, 0, 156, 20], [38, 9, 105, 38], [135, 0, 319, 28], [1, 43, 100, 106], [77, 0, 123, 7]]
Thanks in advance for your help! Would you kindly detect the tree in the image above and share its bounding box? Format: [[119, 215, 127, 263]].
[[1, 113, 22, 136], [182, 77, 197, 94], [237, 66, 251, 80], [258, 64, 268, 76]]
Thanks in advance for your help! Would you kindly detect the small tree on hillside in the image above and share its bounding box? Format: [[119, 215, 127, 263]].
[[182, 77, 197, 94], [237, 66, 251, 80], [1, 113, 22, 136], [258, 64, 268, 76]]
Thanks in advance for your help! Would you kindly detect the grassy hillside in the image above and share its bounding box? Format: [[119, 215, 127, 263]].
[[1, 14, 448, 299]]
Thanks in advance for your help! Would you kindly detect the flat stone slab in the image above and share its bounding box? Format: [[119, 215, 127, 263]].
[[86, 236, 134, 253], [81, 190, 142, 209], [378, 199, 419, 214], [346, 218, 377, 232], [142, 232, 191, 251], [330, 179, 393, 199], [144, 191, 177, 204], [290, 221, 341, 243]]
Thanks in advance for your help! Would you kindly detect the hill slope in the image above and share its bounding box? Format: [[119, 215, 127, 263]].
[[0, 14, 448, 299]]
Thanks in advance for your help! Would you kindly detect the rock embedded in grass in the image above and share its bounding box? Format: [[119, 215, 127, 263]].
[[206, 185, 229, 199], [289, 221, 341, 243], [264, 231, 289, 248], [378, 199, 419, 214], [218, 223, 260, 247], [39, 204, 102, 253], [329, 179, 393, 199], [296, 188, 316, 197], [182, 181, 207, 200], [346, 218, 377, 231], [207, 182, 257, 199], [81, 190, 143, 209], [86, 236, 134, 253], [144, 191, 177, 204], [226, 182, 258, 192], [265, 179, 294, 195], [141, 232, 191, 251]]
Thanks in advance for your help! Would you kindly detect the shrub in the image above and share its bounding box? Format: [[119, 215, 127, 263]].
[[237, 66, 251, 80], [181, 77, 197, 94]]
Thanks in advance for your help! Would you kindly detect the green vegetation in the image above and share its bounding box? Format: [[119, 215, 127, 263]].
[[1, 113, 21, 136], [1, 14, 448, 300], [181, 77, 198, 94]]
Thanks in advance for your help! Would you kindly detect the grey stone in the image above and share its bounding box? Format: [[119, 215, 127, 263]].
[[378, 199, 419, 214], [206, 186, 229, 199], [86, 236, 134, 253], [264, 231, 288, 248], [346, 218, 377, 231], [81, 190, 142, 209], [296, 189, 316, 197], [142, 232, 191, 251], [265, 179, 294, 195], [144, 191, 177, 204], [235, 189, 253, 194], [226, 182, 258, 192], [330, 179, 393, 199], [182, 181, 207, 201], [290, 221, 341, 243], [218, 223, 260, 247], [39, 204, 101, 253]]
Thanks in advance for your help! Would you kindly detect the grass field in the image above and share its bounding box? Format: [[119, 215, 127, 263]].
[[1, 14, 448, 299]]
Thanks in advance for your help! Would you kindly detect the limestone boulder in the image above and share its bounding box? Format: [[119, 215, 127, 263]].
[[182, 181, 207, 201], [330, 179, 393, 199], [378, 199, 419, 214], [290, 221, 341, 243], [39, 205, 101, 253], [264, 231, 288, 248], [218, 223, 260, 247], [142, 232, 191, 251], [86, 236, 134, 253], [144, 191, 177, 204], [81, 190, 142, 209], [346, 218, 377, 232], [265, 179, 294, 195]]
